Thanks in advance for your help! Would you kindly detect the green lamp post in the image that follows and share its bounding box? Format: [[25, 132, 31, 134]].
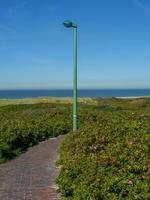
[[63, 20, 78, 131]]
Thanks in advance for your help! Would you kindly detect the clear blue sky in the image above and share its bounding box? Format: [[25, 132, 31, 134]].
[[0, 0, 150, 89]]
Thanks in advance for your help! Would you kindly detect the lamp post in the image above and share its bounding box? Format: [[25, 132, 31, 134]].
[[63, 20, 78, 132]]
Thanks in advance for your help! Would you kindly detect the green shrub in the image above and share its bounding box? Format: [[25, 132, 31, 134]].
[[0, 103, 72, 162], [57, 108, 150, 199]]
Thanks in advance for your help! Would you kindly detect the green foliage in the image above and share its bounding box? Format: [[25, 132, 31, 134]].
[[57, 98, 150, 200], [0, 98, 150, 199], [0, 103, 72, 162]]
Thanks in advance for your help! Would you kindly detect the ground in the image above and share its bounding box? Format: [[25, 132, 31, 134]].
[[0, 135, 65, 200]]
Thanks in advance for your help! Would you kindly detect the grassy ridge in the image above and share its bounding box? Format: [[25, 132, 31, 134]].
[[57, 98, 150, 199], [0, 97, 96, 107]]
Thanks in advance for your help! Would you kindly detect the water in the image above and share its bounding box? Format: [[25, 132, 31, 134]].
[[0, 89, 150, 99]]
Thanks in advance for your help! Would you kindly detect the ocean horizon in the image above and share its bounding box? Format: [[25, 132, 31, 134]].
[[0, 89, 150, 99]]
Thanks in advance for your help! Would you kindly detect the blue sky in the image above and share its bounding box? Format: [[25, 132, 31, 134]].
[[0, 0, 150, 89]]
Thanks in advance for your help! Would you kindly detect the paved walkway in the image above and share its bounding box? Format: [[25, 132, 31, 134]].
[[0, 135, 65, 200]]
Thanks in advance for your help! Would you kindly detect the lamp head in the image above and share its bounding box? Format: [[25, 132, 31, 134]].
[[63, 20, 73, 28], [63, 20, 77, 28]]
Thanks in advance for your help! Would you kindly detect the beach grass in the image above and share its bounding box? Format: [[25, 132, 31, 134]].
[[0, 97, 97, 107]]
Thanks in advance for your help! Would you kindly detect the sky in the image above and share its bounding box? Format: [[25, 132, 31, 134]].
[[0, 0, 150, 89]]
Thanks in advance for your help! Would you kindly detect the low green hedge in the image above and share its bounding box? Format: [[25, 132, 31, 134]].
[[0, 103, 72, 163], [57, 111, 150, 199], [0, 102, 96, 163]]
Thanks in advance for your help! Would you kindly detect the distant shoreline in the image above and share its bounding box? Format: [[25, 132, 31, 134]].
[[0, 95, 150, 100], [0, 89, 150, 99], [0, 96, 150, 107], [116, 96, 150, 99]]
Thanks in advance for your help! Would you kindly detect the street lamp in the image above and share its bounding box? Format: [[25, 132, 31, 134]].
[[63, 20, 78, 132]]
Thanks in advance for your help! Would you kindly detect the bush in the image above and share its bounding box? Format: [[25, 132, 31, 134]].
[[57, 107, 150, 199], [0, 103, 72, 162]]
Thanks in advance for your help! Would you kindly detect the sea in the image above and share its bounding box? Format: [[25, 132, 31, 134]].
[[0, 89, 150, 99]]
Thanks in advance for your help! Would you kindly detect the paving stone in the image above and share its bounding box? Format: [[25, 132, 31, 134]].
[[0, 135, 65, 200]]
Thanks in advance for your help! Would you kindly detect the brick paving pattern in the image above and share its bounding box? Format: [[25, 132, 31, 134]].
[[0, 135, 65, 200]]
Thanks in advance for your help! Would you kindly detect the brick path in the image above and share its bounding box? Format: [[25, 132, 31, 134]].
[[0, 135, 65, 200]]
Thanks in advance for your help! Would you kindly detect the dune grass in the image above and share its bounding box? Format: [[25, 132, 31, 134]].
[[0, 97, 96, 107]]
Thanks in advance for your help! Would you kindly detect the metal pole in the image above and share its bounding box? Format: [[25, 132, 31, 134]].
[[73, 27, 77, 131]]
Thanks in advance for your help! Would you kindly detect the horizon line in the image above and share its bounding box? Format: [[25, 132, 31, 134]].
[[0, 88, 150, 90]]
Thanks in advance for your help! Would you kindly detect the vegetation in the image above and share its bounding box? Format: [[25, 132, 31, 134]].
[[0, 103, 72, 163], [0, 97, 96, 107], [0, 98, 96, 163], [0, 97, 149, 199], [57, 97, 150, 200]]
